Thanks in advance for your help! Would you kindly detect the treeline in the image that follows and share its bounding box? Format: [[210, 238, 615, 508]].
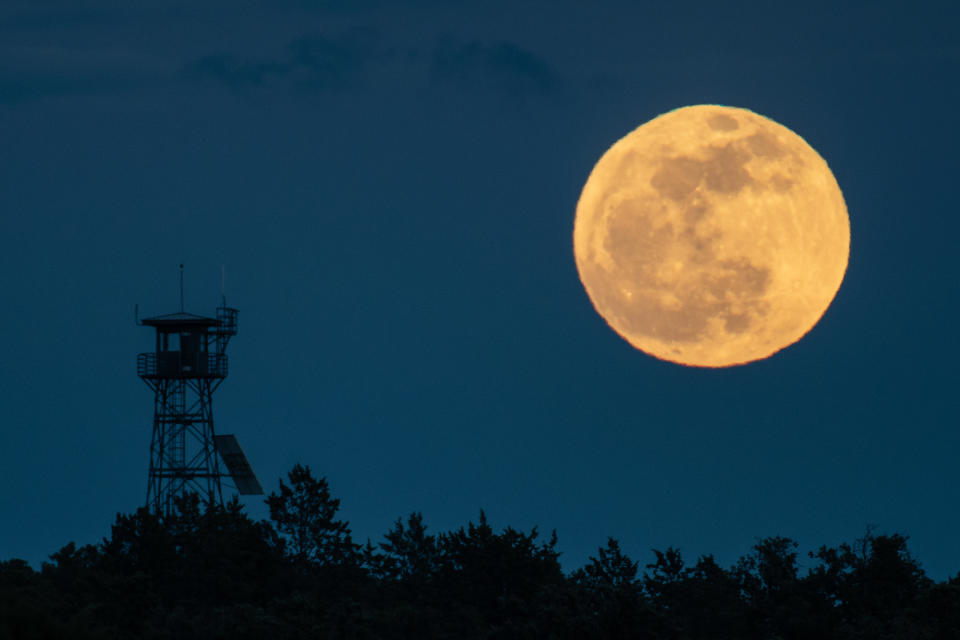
[[2, 464, 959, 639]]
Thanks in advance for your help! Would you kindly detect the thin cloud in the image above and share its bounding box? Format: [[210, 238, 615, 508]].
[[182, 31, 558, 98], [182, 31, 381, 92], [430, 39, 556, 96]]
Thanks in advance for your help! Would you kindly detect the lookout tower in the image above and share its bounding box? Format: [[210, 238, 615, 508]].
[[137, 289, 261, 516]]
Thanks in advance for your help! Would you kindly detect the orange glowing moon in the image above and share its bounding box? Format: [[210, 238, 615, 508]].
[[573, 105, 850, 367]]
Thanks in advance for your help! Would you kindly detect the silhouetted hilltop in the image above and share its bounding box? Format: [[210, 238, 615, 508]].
[[2, 464, 959, 639]]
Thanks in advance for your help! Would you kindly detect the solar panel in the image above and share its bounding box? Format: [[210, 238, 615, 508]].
[[214, 434, 264, 495]]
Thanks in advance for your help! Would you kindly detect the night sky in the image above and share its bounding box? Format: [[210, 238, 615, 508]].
[[2, 1, 959, 579]]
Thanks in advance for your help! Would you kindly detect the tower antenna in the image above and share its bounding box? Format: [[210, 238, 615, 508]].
[[221, 264, 226, 307], [179, 264, 184, 312]]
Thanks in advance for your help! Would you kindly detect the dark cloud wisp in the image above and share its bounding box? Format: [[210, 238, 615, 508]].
[[431, 40, 556, 96], [182, 32, 557, 97], [182, 31, 385, 93]]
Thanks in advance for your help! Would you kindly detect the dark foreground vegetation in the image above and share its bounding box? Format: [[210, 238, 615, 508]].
[[3, 465, 959, 639]]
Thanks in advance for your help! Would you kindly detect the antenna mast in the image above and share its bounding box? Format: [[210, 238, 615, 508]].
[[179, 264, 184, 312]]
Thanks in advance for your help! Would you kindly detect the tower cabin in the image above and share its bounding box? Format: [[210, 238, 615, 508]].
[[137, 308, 237, 380]]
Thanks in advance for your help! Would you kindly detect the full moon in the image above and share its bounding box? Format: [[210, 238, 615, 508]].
[[573, 105, 849, 368]]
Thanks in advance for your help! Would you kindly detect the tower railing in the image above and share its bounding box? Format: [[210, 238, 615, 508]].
[[138, 352, 228, 379], [137, 352, 155, 377], [217, 307, 238, 336]]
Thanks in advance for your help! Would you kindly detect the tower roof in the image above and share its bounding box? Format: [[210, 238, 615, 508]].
[[140, 311, 218, 328]]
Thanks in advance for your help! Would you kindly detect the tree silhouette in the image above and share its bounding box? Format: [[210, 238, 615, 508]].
[[7, 464, 960, 639], [734, 536, 828, 638], [432, 511, 566, 637], [370, 511, 439, 583], [681, 555, 749, 639], [267, 463, 360, 569], [809, 531, 934, 639], [570, 538, 657, 639]]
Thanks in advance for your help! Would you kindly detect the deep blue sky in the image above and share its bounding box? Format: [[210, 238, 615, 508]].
[[2, 0, 958, 579]]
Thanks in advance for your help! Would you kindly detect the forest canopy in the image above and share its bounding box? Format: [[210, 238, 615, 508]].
[[2, 464, 959, 639]]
